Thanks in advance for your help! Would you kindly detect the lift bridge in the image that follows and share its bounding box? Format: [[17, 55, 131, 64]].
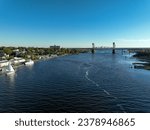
[[91, 42, 116, 54]]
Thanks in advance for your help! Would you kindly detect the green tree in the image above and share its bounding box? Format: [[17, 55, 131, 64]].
[[3, 48, 13, 55]]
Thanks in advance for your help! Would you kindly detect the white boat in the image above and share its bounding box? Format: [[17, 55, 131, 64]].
[[6, 63, 15, 75], [25, 59, 34, 65]]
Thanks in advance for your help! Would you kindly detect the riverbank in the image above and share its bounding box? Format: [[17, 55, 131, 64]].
[[0, 46, 90, 75], [0, 54, 67, 75], [129, 49, 150, 70]]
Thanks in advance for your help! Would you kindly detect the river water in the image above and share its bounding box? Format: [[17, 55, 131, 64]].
[[0, 50, 150, 113]]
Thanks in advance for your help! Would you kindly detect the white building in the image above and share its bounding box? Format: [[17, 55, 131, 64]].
[[13, 57, 26, 64], [0, 60, 9, 67]]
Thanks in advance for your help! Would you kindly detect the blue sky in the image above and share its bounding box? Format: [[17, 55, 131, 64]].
[[0, 0, 150, 48]]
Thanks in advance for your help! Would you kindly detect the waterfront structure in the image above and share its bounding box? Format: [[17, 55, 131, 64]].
[[13, 49, 20, 57], [91, 43, 95, 54], [13, 57, 26, 64], [0, 60, 9, 67], [112, 42, 116, 54]]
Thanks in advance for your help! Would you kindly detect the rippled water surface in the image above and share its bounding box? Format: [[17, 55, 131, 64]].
[[0, 50, 150, 112]]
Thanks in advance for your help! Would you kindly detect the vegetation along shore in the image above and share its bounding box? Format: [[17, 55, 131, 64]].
[[129, 48, 150, 70], [0, 46, 89, 73]]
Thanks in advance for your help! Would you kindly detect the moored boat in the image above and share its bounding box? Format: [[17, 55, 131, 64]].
[[6, 63, 15, 75], [25, 59, 34, 65]]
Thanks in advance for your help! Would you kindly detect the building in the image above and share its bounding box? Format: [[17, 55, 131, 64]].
[[0, 52, 9, 60], [50, 45, 60, 50], [0, 60, 9, 67], [13, 57, 26, 64], [13, 49, 20, 57], [0, 52, 5, 57]]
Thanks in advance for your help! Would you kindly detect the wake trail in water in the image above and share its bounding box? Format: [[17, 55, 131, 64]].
[[103, 89, 110, 96], [85, 70, 110, 96], [85, 70, 99, 87], [84, 68, 126, 113], [117, 104, 126, 113]]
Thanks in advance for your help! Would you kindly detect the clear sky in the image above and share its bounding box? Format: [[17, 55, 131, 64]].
[[0, 0, 150, 48]]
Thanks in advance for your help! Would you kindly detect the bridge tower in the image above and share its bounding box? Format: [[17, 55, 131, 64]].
[[112, 42, 116, 54], [91, 43, 95, 54]]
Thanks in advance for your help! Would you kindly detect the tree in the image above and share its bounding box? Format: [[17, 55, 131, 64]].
[[3, 48, 13, 55]]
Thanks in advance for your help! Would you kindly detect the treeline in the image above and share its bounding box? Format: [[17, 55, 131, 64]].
[[0, 46, 89, 60]]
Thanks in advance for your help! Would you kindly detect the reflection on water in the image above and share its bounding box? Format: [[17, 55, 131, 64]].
[[91, 53, 95, 60], [25, 64, 34, 70], [7, 73, 16, 84]]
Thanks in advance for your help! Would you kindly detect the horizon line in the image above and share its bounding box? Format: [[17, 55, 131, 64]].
[[0, 45, 150, 49]]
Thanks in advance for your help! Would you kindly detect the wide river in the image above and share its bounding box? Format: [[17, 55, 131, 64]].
[[0, 50, 150, 113]]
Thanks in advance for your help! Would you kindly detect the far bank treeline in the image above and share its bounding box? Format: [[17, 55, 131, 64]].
[[0, 46, 89, 60]]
